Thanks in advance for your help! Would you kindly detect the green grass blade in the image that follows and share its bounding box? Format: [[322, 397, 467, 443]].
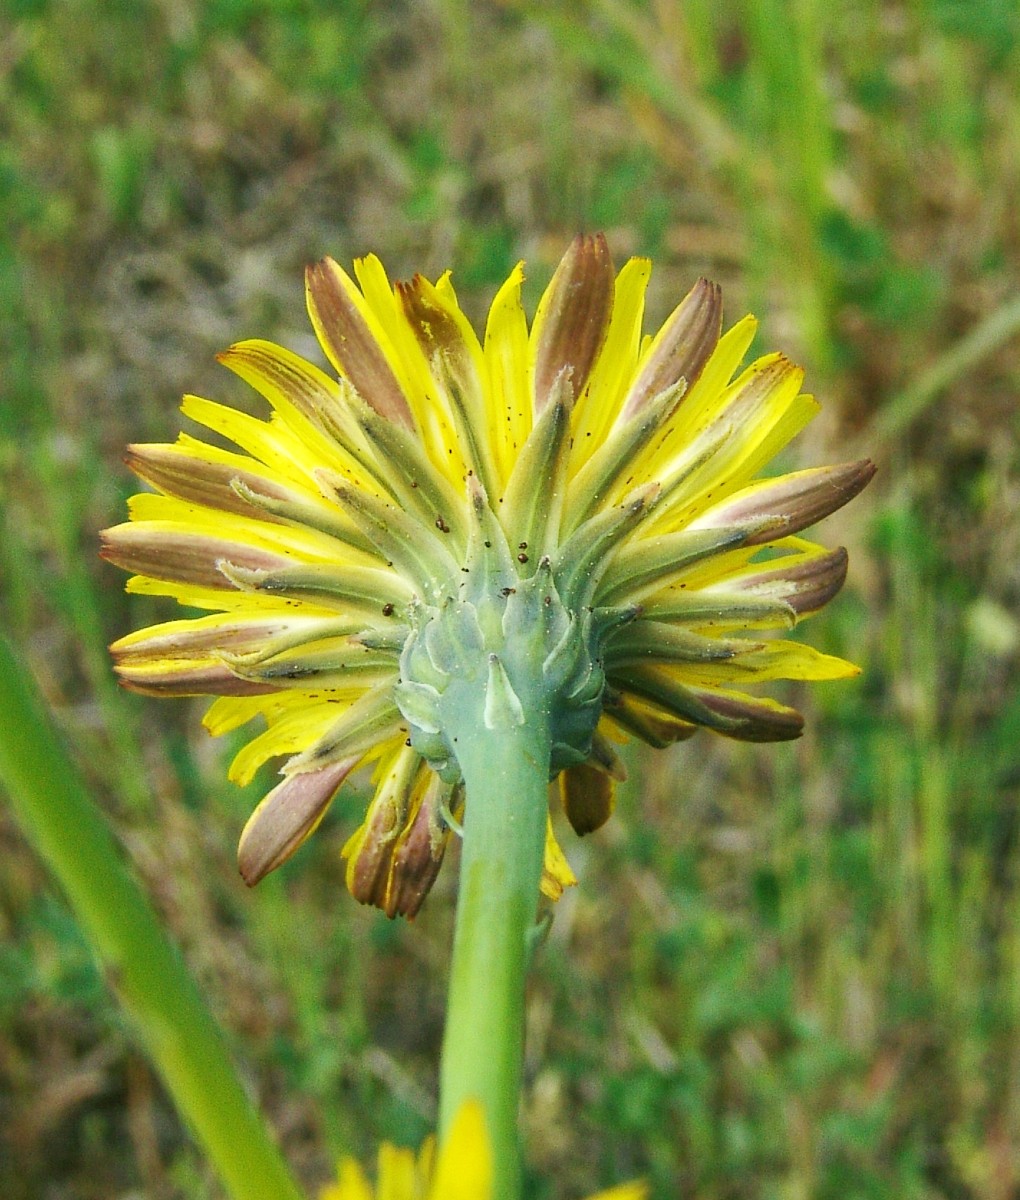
[[0, 629, 306, 1200]]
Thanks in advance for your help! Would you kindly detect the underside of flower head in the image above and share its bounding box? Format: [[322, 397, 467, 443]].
[[102, 234, 873, 917]]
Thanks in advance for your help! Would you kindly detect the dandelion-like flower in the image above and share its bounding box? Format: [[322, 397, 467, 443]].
[[320, 1100, 644, 1200], [102, 235, 872, 916]]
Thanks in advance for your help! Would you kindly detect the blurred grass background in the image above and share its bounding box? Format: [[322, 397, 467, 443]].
[[2, 1, 1020, 1197]]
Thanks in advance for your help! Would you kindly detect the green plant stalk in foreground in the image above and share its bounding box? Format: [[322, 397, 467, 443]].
[[0, 630, 305, 1200]]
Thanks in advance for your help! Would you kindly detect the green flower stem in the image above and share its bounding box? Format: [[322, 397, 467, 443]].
[[438, 698, 552, 1200], [0, 630, 305, 1200]]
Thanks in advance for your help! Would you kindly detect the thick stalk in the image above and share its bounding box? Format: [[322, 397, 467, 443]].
[[0, 631, 305, 1200], [438, 701, 551, 1200]]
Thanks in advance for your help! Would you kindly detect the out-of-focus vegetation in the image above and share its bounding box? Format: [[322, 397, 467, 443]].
[[2, 1, 1020, 1197]]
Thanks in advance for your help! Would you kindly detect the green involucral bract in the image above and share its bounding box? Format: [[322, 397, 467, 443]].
[[397, 564, 607, 786]]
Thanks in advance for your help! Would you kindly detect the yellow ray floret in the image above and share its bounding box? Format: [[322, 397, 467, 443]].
[[319, 1100, 646, 1200]]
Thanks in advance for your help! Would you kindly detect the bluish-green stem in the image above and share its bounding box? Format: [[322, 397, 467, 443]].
[[0, 630, 305, 1200], [438, 690, 551, 1200]]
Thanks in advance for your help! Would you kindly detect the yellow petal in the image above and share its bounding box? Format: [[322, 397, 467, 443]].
[[738, 390, 819, 481], [181, 393, 326, 490], [655, 313, 757, 440], [352, 254, 467, 486], [227, 697, 358, 785], [483, 261, 530, 490], [645, 354, 807, 532], [621, 275, 721, 418], [352, 252, 439, 427], [204, 691, 299, 736], [373, 1141, 419, 1200], [217, 339, 382, 485], [584, 1184, 649, 1200], [396, 273, 493, 496], [124, 494, 367, 565], [758, 641, 861, 681], [305, 257, 415, 428], [429, 1101, 492, 1200], [665, 639, 860, 686], [643, 534, 819, 597], [123, 572, 338, 615], [320, 1158, 373, 1200], [572, 255, 652, 455], [540, 815, 578, 901]]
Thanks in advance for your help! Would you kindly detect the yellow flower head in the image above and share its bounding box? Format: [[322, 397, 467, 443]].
[[320, 1100, 644, 1200], [102, 235, 872, 915]]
